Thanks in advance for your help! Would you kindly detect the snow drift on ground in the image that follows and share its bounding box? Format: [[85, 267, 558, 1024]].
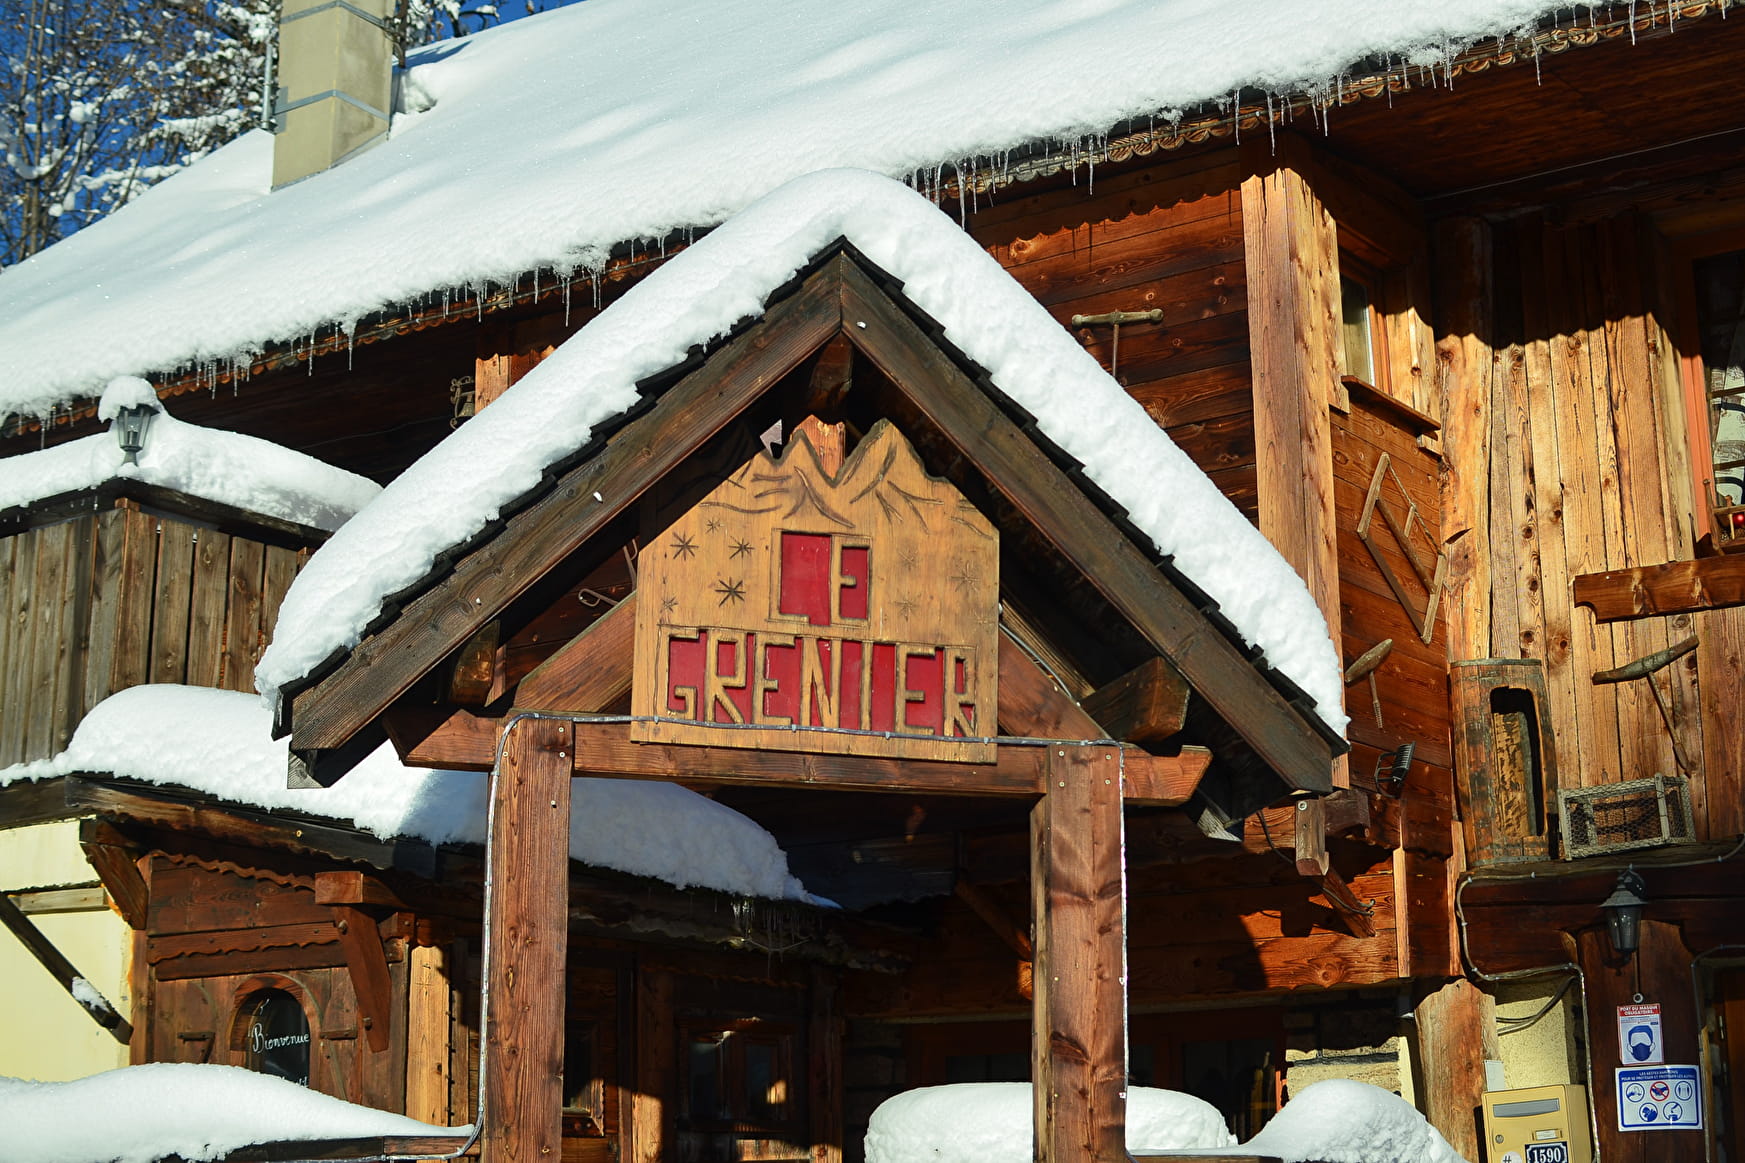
[[257, 169, 1348, 728], [0, 1063, 464, 1163], [0, 0, 1591, 416], [0, 685, 811, 902], [863, 1083, 1236, 1163], [0, 377, 379, 532]]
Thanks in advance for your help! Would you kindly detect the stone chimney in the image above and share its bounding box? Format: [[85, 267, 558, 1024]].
[[272, 0, 395, 188]]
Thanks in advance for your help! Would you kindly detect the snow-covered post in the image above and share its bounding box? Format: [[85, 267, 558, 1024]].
[[1030, 746, 1126, 1163], [482, 716, 571, 1163]]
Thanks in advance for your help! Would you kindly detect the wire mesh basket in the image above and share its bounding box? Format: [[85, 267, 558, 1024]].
[[1558, 774, 1696, 859]]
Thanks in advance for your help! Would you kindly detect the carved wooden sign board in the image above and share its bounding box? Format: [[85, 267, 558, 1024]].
[[631, 420, 999, 761]]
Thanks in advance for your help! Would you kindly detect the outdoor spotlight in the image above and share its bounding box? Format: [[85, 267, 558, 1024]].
[[112, 403, 155, 465], [1601, 868, 1648, 959]]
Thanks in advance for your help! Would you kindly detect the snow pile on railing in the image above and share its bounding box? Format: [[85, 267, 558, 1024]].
[[863, 1079, 1469, 1163], [257, 170, 1347, 729], [0, 377, 379, 532], [0, 0, 1586, 416], [0, 684, 812, 902], [0, 1063, 465, 1163]]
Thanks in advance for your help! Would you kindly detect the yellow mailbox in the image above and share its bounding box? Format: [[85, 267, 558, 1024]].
[[1481, 1084, 1592, 1163]]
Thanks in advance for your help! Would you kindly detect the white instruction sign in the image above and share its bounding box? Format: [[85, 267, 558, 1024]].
[[1617, 1064, 1702, 1131], [1617, 1003, 1663, 1064]]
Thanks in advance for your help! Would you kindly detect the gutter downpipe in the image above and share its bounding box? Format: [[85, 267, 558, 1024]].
[[1454, 871, 1602, 1162]]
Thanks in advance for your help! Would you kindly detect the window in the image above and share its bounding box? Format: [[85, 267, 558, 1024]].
[[1692, 247, 1745, 549], [235, 988, 311, 1086], [679, 1019, 805, 1163], [1341, 272, 1378, 387]]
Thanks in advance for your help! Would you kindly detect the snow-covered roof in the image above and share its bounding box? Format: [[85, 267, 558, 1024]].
[[2, 1063, 463, 1163], [0, 0, 1581, 419], [864, 1080, 1466, 1163], [257, 170, 1348, 730], [0, 377, 379, 533], [1, 685, 813, 902]]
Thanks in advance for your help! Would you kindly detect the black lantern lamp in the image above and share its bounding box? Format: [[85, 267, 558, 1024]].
[[1601, 869, 1648, 959], [112, 403, 155, 465]]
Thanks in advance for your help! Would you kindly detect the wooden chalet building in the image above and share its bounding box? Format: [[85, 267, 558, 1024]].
[[4, 3, 1745, 1162]]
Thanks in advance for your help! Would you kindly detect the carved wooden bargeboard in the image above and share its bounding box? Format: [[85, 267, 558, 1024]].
[[632, 420, 998, 761]]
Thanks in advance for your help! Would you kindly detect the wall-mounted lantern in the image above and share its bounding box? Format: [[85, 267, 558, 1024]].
[[1601, 869, 1648, 959], [111, 404, 155, 465]]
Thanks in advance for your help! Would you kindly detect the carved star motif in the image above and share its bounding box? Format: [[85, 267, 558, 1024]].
[[670, 532, 697, 559], [898, 547, 920, 569], [894, 596, 918, 619], [713, 577, 747, 606], [729, 537, 753, 559], [704, 517, 722, 534], [949, 570, 979, 592], [659, 594, 678, 620]]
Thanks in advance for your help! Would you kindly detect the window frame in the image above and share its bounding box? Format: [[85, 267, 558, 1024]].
[[1674, 226, 1745, 553]]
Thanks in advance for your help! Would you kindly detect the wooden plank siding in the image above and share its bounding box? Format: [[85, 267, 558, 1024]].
[[1432, 209, 1741, 843], [971, 152, 1259, 521], [1331, 394, 1456, 975], [0, 506, 309, 766]]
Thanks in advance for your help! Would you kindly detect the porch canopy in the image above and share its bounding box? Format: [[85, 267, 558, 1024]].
[[262, 170, 1345, 1163]]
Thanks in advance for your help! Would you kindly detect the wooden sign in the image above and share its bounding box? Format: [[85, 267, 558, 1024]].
[[632, 420, 998, 761]]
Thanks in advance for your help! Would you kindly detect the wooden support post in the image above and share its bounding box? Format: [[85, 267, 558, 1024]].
[[809, 966, 844, 1163], [406, 942, 452, 1125], [631, 966, 675, 1163], [483, 718, 572, 1163], [1032, 747, 1126, 1163], [1413, 978, 1497, 1163], [1242, 142, 1346, 786]]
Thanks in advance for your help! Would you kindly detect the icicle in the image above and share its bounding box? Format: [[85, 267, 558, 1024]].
[[563, 275, 573, 328], [1266, 91, 1277, 151]]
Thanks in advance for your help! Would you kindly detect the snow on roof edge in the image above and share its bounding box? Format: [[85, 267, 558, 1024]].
[[0, 0, 1615, 420], [3, 685, 816, 903], [258, 169, 1350, 734]]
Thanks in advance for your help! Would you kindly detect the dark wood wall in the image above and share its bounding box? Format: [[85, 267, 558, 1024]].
[[971, 152, 1257, 519], [0, 504, 303, 765]]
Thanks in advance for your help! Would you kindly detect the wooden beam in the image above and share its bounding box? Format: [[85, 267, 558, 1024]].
[[1573, 554, 1745, 622], [314, 870, 409, 910], [0, 890, 133, 1044], [1031, 747, 1126, 1163], [835, 258, 1336, 792], [383, 705, 500, 771], [79, 819, 147, 930], [1121, 749, 1210, 808], [569, 720, 1045, 796], [483, 718, 572, 1163], [288, 263, 845, 753], [512, 594, 636, 714], [331, 904, 395, 1053], [1080, 657, 1189, 745]]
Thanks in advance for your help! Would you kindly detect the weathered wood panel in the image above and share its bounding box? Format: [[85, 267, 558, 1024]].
[[0, 505, 308, 766], [1432, 209, 1735, 842]]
